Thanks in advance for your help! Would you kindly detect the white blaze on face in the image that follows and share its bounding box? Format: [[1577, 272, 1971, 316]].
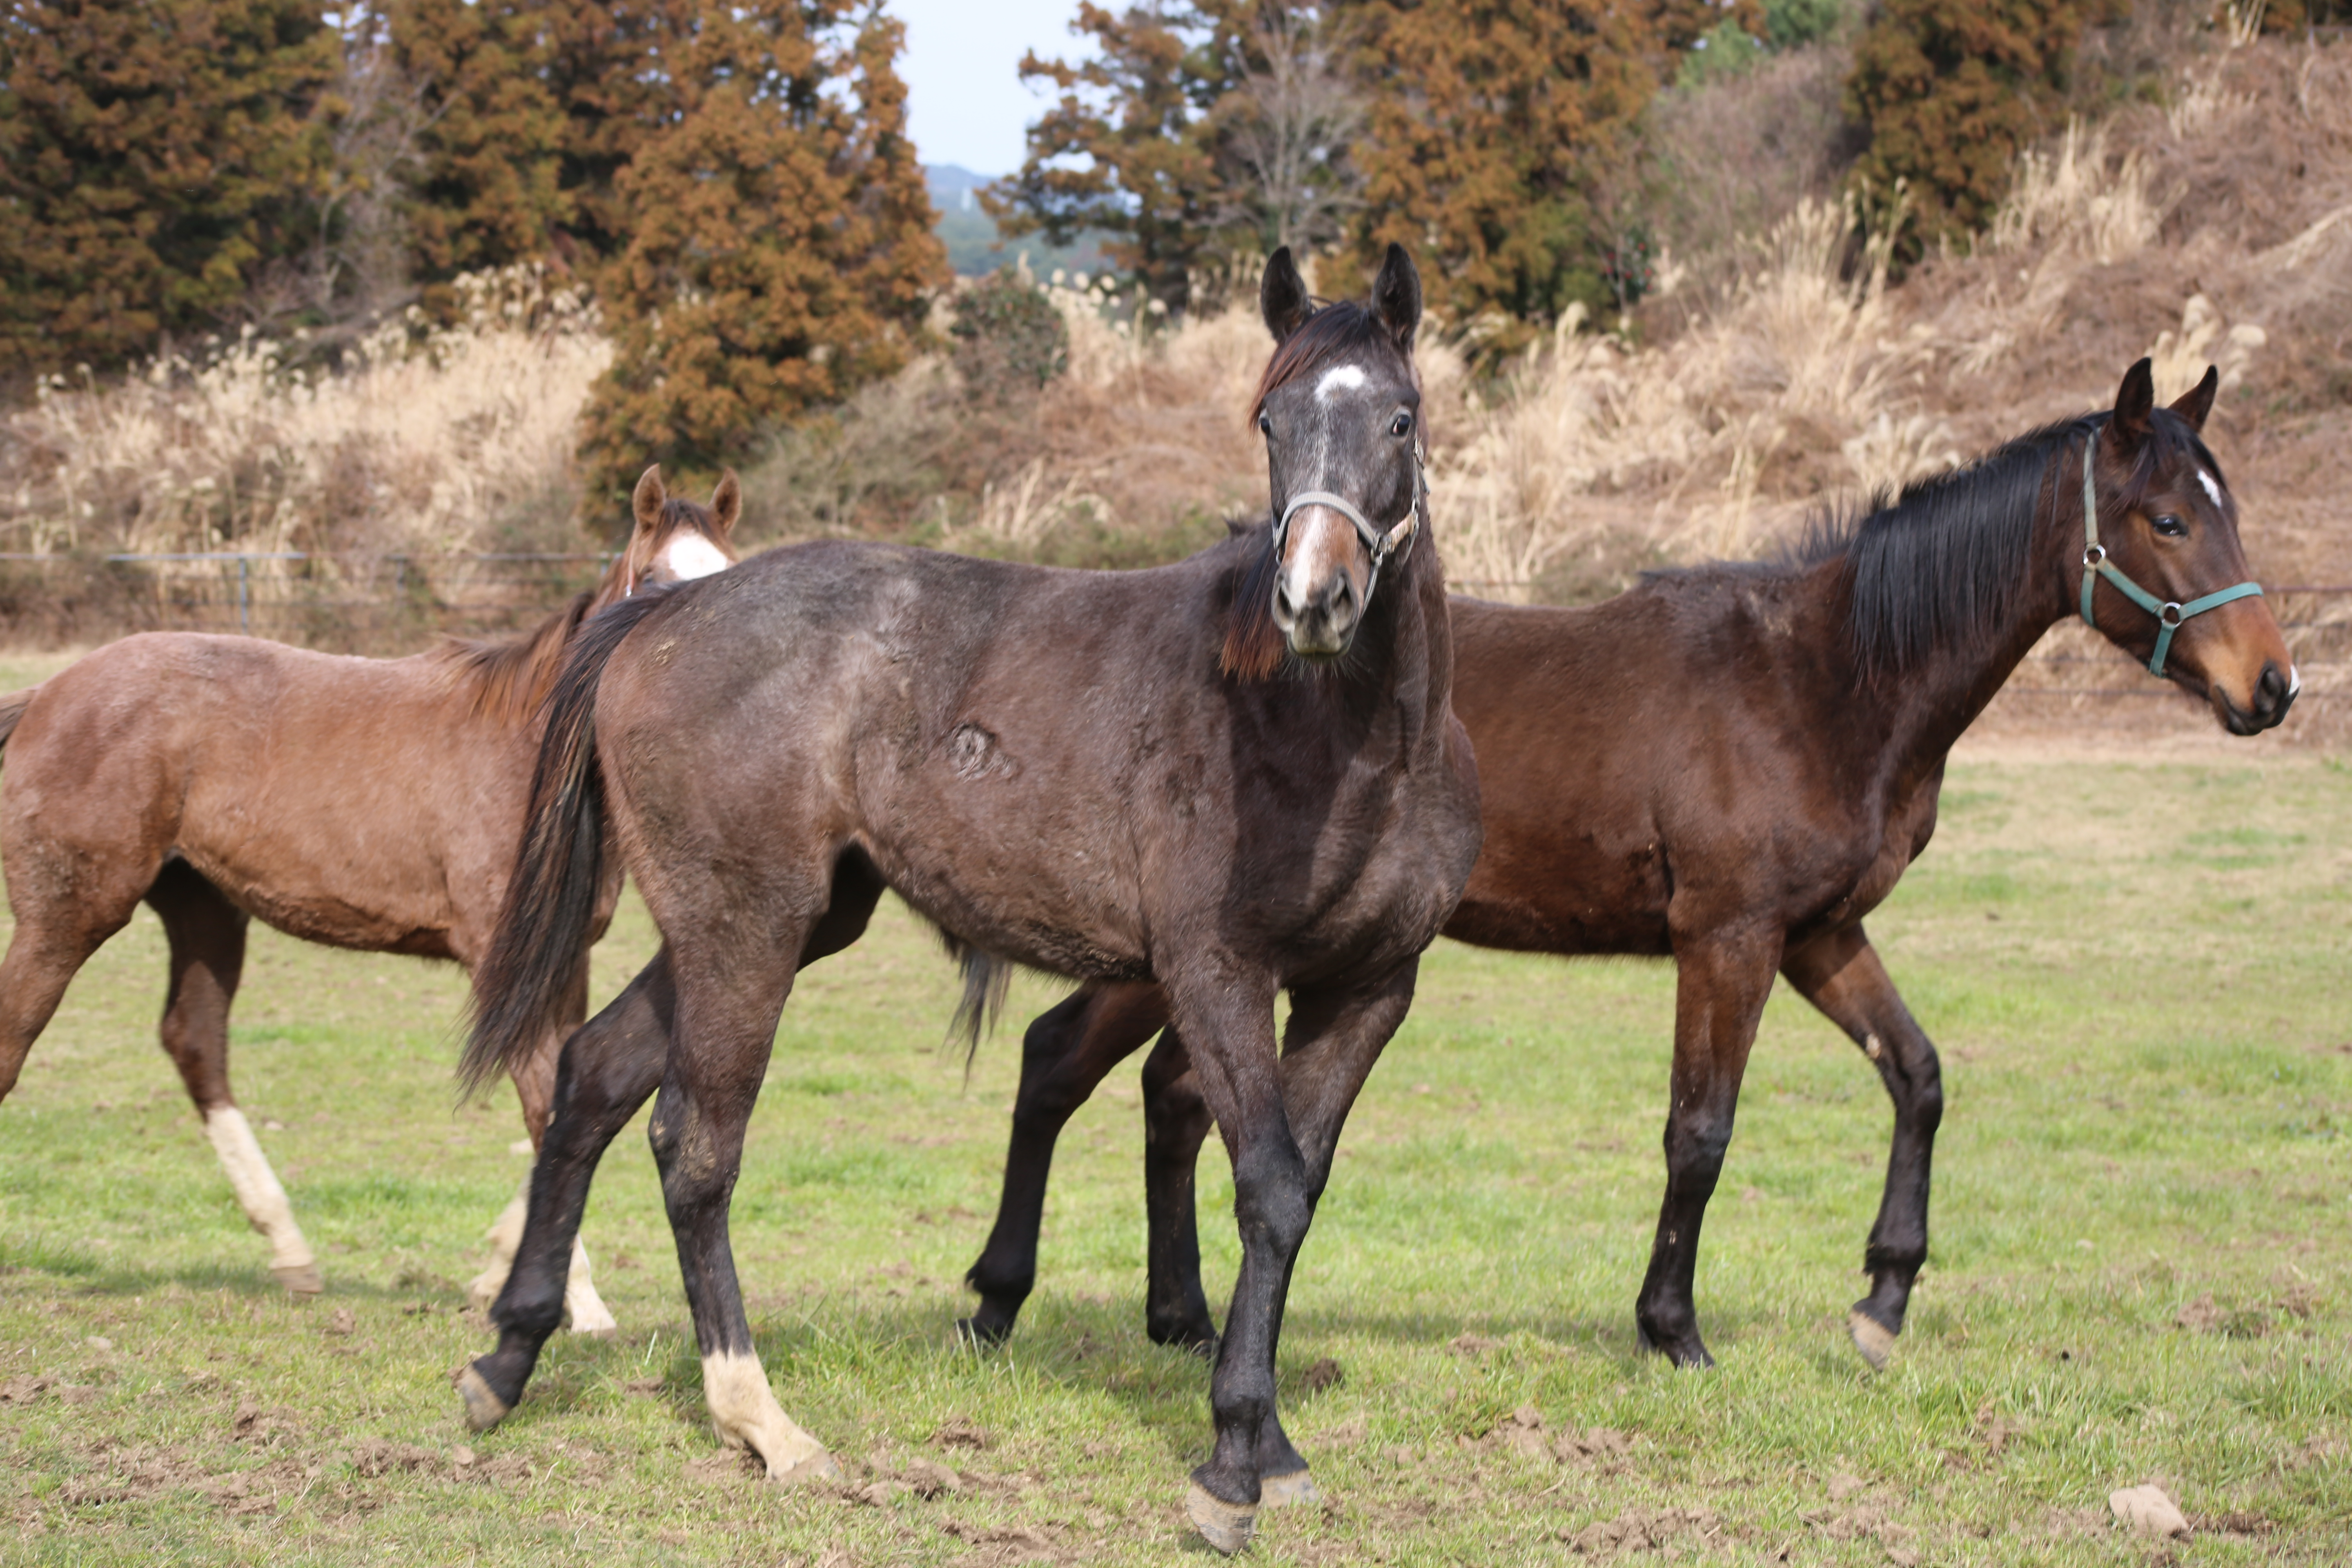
[[701, 1348, 830, 1473], [662, 532, 731, 579], [1314, 364, 1366, 402], [2198, 469, 2225, 508], [203, 1107, 314, 1273], [1278, 506, 1365, 648]]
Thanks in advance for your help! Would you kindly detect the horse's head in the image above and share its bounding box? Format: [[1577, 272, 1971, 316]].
[[602, 465, 743, 607], [1250, 243, 1425, 662], [2082, 359, 2294, 734]]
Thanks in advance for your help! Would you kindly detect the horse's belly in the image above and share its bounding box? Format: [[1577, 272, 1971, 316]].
[[177, 839, 461, 959]]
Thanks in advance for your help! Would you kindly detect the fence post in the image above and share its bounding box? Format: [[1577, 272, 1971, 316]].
[[238, 555, 250, 633]]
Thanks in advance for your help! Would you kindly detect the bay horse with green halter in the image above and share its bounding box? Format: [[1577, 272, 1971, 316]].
[[452, 246, 1480, 1555], [958, 356, 2296, 1372], [0, 468, 739, 1321]]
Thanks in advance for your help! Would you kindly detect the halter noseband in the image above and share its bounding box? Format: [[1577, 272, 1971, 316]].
[[1270, 441, 1427, 608], [2076, 430, 2263, 677]]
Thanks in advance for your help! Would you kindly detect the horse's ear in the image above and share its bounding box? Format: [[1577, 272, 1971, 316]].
[[2107, 358, 2157, 455], [632, 465, 666, 536], [710, 469, 741, 538], [2169, 364, 2219, 433], [1261, 247, 1312, 344], [1371, 243, 1421, 352]]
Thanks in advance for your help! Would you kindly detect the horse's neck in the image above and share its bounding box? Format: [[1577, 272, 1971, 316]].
[[1870, 510, 2072, 783]]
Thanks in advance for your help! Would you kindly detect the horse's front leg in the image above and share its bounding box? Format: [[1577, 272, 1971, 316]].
[[472, 959, 618, 1336], [1635, 922, 1783, 1369], [457, 951, 672, 1431], [963, 982, 1167, 1344], [1782, 923, 1943, 1369], [1174, 961, 1417, 1553]]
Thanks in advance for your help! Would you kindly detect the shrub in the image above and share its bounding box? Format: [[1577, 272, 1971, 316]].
[[951, 270, 1071, 395]]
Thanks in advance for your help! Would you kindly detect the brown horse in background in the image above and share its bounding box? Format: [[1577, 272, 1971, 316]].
[[0, 467, 739, 1323], [960, 358, 2296, 1372]]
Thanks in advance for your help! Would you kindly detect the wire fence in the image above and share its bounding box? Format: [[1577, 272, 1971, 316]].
[[2, 558, 2344, 739], [0, 551, 616, 653]]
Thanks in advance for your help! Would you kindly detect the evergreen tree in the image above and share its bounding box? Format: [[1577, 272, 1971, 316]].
[[1845, 0, 2126, 254], [575, 2, 946, 503], [388, 0, 567, 281], [0, 0, 338, 375], [1336, 0, 1675, 352]]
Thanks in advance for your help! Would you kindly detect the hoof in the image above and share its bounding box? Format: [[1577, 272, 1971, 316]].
[[453, 1363, 510, 1433], [566, 1304, 619, 1339], [1848, 1308, 1897, 1372], [954, 1314, 1010, 1348], [1186, 1481, 1258, 1555], [1259, 1468, 1319, 1507], [771, 1450, 844, 1487], [272, 1263, 325, 1296]]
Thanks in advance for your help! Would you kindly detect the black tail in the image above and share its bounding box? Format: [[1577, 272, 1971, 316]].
[[0, 686, 42, 754], [943, 936, 1013, 1073], [459, 592, 670, 1095]]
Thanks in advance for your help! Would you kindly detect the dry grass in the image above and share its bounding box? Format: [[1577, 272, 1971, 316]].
[[2, 38, 2345, 710], [0, 267, 607, 563]]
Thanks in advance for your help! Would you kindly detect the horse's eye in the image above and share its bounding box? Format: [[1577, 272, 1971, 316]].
[[1257, 411, 1272, 437], [2152, 513, 2187, 538], [1389, 411, 1412, 438]]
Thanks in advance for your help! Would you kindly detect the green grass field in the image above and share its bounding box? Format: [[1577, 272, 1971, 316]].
[[0, 732, 2346, 1564]]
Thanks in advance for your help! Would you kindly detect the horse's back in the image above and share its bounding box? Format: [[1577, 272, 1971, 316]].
[[1, 632, 532, 956]]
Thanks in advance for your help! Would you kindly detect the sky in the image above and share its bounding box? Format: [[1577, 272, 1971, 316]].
[[890, 0, 1096, 177]]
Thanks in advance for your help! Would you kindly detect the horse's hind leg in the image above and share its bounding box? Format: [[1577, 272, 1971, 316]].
[[645, 929, 839, 1483], [1782, 924, 1942, 1370], [1139, 1026, 1218, 1353], [1636, 923, 1782, 1369], [962, 982, 1167, 1345], [468, 960, 618, 1336], [462, 950, 675, 1431], [144, 862, 321, 1294]]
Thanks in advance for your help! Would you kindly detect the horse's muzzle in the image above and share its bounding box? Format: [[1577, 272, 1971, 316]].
[[1273, 567, 1360, 659], [2217, 659, 2296, 735]]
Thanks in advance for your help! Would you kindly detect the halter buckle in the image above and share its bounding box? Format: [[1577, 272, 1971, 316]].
[[2158, 601, 2184, 628], [2082, 543, 2106, 569]]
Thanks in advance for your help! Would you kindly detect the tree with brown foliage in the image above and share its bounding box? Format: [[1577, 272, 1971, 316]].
[[389, 0, 568, 283], [575, 3, 945, 506], [1336, 0, 1688, 352], [1844, 0, 2127, 254], [996, 2, 1742, 341], [0, 0, 339, 376]]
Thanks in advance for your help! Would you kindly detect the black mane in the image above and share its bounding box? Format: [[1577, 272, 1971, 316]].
[[1746, 405, 2222, 678]]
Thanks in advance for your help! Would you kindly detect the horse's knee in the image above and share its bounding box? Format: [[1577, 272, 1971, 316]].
[[1662, 1110, 1735, 1185], [1231, 1149, 1312, 1257]]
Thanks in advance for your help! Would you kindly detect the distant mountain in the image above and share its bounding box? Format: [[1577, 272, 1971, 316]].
[[924, 163, 1107, 280]]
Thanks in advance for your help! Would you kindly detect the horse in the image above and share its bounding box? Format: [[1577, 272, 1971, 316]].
[[0, 467, 739, 1325], [956, 356, 2298, 1373], [451, 245, 1482, 1555]]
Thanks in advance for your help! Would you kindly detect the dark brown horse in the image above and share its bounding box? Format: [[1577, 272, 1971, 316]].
[[452, 247, 1482, 1555], [960, 358, 2296, 1372], [0, 468, 739, 1323]]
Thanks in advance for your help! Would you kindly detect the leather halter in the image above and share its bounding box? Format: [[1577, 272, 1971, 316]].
[[2076, 430, 2263, 677], [1270, 439, 1426, 609]]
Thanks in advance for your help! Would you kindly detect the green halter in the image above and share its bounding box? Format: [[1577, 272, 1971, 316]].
[[2076, 432, 2264, 677]]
